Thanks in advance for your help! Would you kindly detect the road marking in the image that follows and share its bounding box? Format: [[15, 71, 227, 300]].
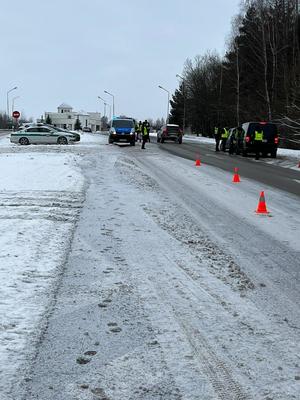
[[293, 179, 300, 184]]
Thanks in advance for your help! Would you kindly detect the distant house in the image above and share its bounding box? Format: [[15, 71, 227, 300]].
[[43, 103, 101, 131]]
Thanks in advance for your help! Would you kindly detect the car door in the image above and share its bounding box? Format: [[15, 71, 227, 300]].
[[25, 127, 40, 144], [38, 127, 56, 144]]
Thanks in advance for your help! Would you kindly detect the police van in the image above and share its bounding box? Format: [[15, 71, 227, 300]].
[[108, 117, 136, 146]]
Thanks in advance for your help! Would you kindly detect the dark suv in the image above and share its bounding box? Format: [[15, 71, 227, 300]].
[[108, 118, 135, 146], [239, 122, 279, 158], [157, 124, 183, 144]]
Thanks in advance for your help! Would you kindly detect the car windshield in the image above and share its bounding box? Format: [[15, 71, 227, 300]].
[[112, 119, 134, 128], [248, 123, 278, 139]]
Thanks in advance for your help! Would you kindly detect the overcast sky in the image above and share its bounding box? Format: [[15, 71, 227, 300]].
[[0, 0, 241, 121]]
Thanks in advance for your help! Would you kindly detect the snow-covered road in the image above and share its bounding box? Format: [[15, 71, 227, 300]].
[[1, 134, 299, 399]]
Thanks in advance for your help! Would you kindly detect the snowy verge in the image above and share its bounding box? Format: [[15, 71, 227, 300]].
[[0, 152, 85, 397]]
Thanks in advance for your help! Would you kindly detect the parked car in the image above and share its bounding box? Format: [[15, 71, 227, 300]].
[[43, 125, 81, 142], [157, 124, 183, 144], [82, 127, 92, 133], [108, 118, 135, 146], [238, 122, 279, 158], [10, 125, 76, 145]]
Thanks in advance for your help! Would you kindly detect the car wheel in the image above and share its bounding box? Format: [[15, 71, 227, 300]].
[[19, 137, 29, 145], [157, 137, 161, 143], [57, 136, 68, 145], [130, 141, 135, 146], [271, 150, 277, 158]]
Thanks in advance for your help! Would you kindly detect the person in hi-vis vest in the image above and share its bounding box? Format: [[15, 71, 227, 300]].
[[253, 127, 263, 160], [221, 127, 229, 152], [141, 124, 149, 149]]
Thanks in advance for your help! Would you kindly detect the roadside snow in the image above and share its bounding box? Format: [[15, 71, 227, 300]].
[[0, 153, 83, 192], [0, 152, 85, 397]]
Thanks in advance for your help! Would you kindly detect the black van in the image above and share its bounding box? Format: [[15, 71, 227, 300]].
[[239, 122, 279, 158]]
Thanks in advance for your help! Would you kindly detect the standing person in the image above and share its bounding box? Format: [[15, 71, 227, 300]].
[[141, 123, 149, 149], [253, 126, 263, 160], [214, 126, 221, 152], [138, 121, 143, 142], [144, 120, 151, 142], [235, 126, 244, 155], [135, 121, 139, 142], [221, 127, 229, 152]]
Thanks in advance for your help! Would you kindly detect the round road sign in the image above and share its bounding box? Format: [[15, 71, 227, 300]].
[[12, 111, 20, 119]]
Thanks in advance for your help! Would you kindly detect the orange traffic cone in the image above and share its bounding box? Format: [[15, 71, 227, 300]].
[[195, 158, 201, 167], [232, 167, 240, 183], [256, 191, 269, 214]]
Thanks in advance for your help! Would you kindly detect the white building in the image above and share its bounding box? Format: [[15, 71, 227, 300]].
[[44, 103, 101, 131]]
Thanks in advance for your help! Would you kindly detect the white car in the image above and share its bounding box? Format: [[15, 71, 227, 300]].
[[10, 126, 76, 145]]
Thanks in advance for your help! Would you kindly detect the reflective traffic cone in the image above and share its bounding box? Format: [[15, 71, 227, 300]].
[[256, 191, 269, 214], [195, 159, 201, 167], [232, 167, 240, 183]]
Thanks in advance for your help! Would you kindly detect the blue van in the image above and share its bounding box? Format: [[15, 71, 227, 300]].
[[108, 118, 135, 146]]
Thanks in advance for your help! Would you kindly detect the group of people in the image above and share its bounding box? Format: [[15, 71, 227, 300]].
[[214, 125, 264, 160], [135, 120, 150, 149]]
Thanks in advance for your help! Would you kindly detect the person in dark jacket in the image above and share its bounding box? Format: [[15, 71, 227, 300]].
[[214, 126, 221, 152]]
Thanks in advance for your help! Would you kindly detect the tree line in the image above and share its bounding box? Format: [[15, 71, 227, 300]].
[[169, 0, 300, 148]]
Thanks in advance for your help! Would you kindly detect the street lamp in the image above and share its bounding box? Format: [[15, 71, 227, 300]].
[[98, 96, 107, 118], [176, 74, 186, 135], [7, 86, 17, 118], [12, 96, 20, 114], [158, 85, 170, 123], [104, 90, 115, 118]]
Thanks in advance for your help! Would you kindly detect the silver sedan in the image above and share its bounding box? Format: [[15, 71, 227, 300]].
[[10, 126, 76, 145]]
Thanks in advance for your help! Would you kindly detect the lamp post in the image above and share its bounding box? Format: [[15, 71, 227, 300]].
[[104, 90, 115, 118], [158, 85, 170, 124], [7, 86, 17, 124], [12, 95, 20, 114], [176, 74, 186, 135], [12, 96, 20, 130], [98, 96, 107, 118]]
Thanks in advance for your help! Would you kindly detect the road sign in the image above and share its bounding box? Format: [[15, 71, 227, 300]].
[[12, 111, 20, 119]]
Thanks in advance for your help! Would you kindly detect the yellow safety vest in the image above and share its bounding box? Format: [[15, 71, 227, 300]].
[[254, 131, 263, 141], [221, 128, 229, 139]]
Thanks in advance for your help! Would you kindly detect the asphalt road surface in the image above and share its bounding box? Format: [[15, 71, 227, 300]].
[[155, 139, 300, 197]]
